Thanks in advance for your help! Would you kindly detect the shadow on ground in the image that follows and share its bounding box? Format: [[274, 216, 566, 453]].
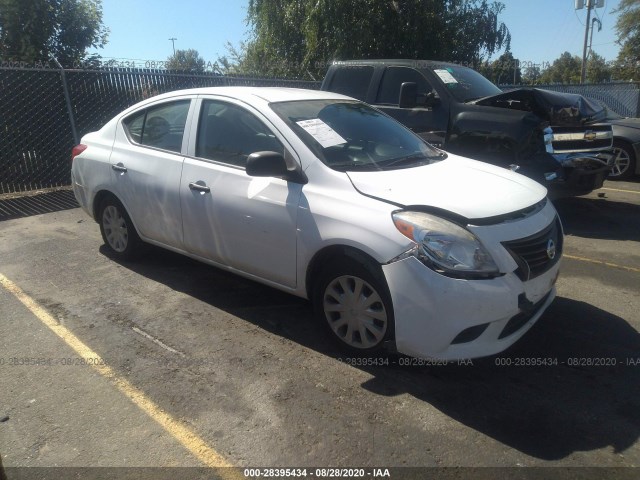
[[102, 244, 640, 461], [0, 189, 78, 222], [553, 195, 640, 242]]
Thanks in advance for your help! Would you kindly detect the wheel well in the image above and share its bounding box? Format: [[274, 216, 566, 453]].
[[92, 190, 119, 221], [305, 245, 383, 299], [614, 138, 637, 159]]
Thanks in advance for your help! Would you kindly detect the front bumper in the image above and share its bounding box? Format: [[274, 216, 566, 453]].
[[547, 151, 615, 195], [382, 200, 562, 360], [382, 256, 559, 360]]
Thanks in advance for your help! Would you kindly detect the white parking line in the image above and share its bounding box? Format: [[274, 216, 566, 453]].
[[601, 187, 640, 195], [132, 325, 186, 357]]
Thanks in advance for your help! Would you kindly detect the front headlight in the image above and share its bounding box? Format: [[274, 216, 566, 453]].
[[392, 211, 499, 278]]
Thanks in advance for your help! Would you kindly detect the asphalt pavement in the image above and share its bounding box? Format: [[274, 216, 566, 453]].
[[0, 180, 639, 478]]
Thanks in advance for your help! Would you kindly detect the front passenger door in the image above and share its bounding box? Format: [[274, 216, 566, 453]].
[[180, 98, 301, 288]]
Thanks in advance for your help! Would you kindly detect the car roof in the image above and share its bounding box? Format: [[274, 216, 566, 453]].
[[143, 86, 352, 104], [330, 59, 461, 69]]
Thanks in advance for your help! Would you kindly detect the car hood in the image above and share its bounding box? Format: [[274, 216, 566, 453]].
[[346, 155, 547, 220], [473, 88, 606, 126]]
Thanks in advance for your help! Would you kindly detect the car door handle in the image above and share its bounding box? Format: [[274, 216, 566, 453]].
[[189, 182, 210, 193], [112, 164, 127, 173]]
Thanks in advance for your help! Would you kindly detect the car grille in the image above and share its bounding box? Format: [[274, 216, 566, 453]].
[[502, 217, 563, 281], [550, 125, 613, 153]]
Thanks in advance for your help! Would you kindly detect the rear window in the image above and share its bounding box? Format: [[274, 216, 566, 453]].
[[123, 100, 191, 153], [327, 66, 374, 101]]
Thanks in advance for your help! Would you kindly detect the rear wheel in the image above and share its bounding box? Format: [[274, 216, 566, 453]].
[[98, 196, 141, 260], [608, 140, 637, 180], [313, 257, 394, 354]]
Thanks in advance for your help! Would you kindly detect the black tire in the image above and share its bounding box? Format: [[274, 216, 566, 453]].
[[608, 139, 637, 181], [313, 256, 394, 354], [98, 196, 141, 260]]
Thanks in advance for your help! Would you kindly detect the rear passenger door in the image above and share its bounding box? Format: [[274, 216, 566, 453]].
[[180, 97, 301, 288], [110, 98, 194, 248]]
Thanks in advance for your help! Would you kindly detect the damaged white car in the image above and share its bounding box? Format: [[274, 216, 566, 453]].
[[71, 87, 562, 360]]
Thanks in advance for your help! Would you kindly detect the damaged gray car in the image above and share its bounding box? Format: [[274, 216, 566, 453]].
[[321, 60, 616, 196]]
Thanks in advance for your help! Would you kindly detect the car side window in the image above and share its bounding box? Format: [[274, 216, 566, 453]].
[[376, 67, 431, 105], [327, 66, 374, 101], [123, 100, 191, 153], [195, 100, 283, 168]]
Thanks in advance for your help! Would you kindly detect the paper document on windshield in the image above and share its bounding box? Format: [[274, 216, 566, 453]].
[[296, 119, 347, 148], [434, 69, 458, 84]]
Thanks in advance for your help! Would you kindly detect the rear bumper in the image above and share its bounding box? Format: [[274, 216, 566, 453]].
[[71, 171, 92, 217]]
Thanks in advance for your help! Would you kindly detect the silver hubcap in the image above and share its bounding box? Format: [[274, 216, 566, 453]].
[[610, 147, 631, 177], [323, 275, 387, 349], [103, 205, 128, 253]]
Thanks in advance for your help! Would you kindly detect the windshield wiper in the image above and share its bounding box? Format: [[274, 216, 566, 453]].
[[379, 152, 446, 170], [331, 162, 382, 172]]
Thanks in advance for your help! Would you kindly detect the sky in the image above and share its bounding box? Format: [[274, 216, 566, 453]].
[[90, 0, 623, 70]]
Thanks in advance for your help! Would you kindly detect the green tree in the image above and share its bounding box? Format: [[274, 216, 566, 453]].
[[165, 48, 206, 72], [231, 0, 511, 79], [521, 65, 542, 85], [0, 0, 108, 67], [611, 0, 640, 80], [484, 50, 521, 85], [586, 51, 611, 83], [539, 52, 582, 84]]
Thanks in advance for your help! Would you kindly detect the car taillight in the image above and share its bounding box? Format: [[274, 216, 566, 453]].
[[71, 144, 87, 162]]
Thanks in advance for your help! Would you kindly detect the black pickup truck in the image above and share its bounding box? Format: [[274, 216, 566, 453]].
[[321, 59, 615, 195]]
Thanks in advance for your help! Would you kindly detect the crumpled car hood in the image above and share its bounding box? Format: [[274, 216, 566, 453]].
[[346, 154, 547, 220], [473, 88, 606, 126]]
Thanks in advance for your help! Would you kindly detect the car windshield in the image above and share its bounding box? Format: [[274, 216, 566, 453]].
[[270, 99, 444, 172], [429, 64, 502, 103]]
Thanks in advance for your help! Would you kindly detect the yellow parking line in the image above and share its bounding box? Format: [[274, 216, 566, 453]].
[[0, 273, 240, 476], [601, 187, 640, 195], [564, 255, 640, 274]]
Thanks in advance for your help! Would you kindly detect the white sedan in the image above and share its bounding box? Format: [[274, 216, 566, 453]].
[[71, 87, 562, 360]]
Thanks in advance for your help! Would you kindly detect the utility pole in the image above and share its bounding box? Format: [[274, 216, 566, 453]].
[[589, 17, 603, 56], [580, 0, 593, 84], [578, 0, 604, 84], [169, 37, 177, 55]]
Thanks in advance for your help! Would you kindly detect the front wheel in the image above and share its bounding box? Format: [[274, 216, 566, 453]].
[[98, 196, 141, 260], [313, 257, 394, 354]]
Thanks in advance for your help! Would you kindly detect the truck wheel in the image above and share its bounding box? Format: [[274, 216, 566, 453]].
[[609, 140, 637, 180]]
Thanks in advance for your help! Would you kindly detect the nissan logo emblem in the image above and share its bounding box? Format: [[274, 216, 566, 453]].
[[546, 239, 556, 260]]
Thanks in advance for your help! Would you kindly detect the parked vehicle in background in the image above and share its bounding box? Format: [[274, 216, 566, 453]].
[[71, 87, 562, 361], [321, 59, 616, 195], [606, 113, 640, 180]]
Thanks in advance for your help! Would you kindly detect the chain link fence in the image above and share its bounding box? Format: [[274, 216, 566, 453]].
[[0, 68, 75, 194], [2, 66, 639, 196], [0, 67, 320, 194]]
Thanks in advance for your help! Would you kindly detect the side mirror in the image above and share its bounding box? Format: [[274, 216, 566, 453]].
[[424, 90, 441, 107], [398, 82, 418, 108], [246, 151, 307, 184]]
